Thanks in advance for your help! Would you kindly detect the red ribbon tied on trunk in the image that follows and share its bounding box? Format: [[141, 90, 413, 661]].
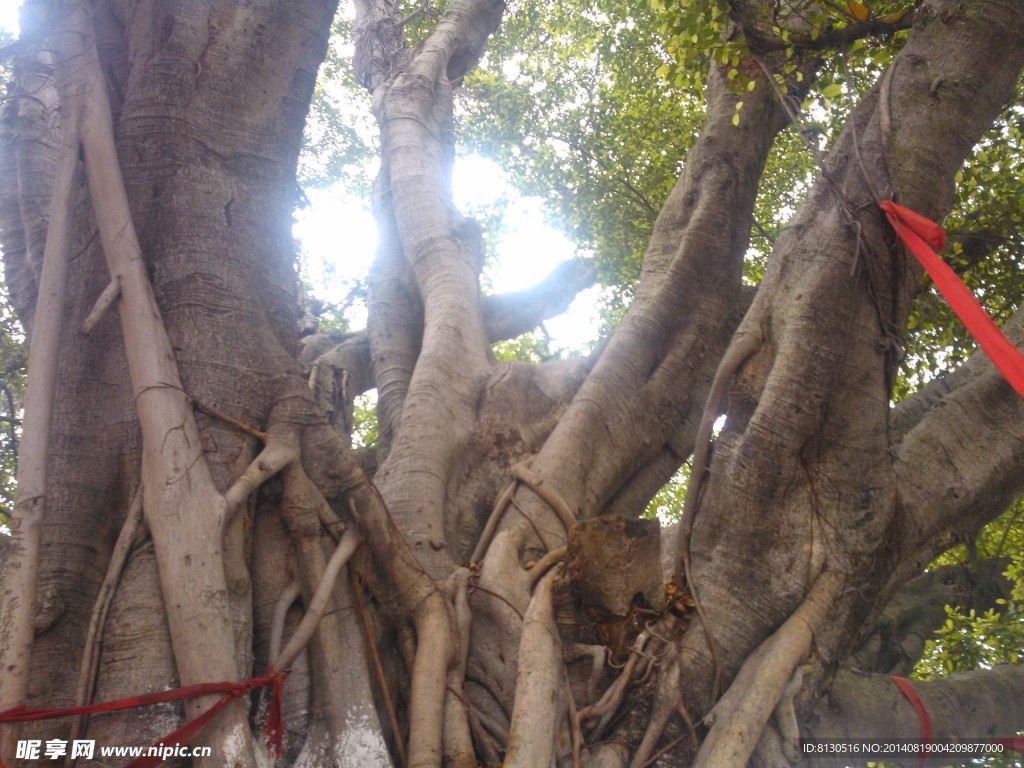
[[890, 675, 933, 768], [880, 200, 1024, 398], [0, 668, 286, 768]]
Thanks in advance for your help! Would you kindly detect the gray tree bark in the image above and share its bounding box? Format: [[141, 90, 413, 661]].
[[0, 0, 1022, 767]]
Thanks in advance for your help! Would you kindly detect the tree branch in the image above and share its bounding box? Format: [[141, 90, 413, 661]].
[[852, 560, 1013, 676], [502, 53, 803, 542], [366, 193, 422, 456], [482, 258, 597, 343], [304, 256, 598, 413], [361, 0, 512, 579], [890, 310, 1024, 443], [894, 309, 1024, 576], [729, 0, 916, 56], [803, 665, 1024, 764], [660, 1, 1024, 738]]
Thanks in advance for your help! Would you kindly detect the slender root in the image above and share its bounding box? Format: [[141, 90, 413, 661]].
[[467, 583, 524, 621], [470, 479, 518, 564], [268, 577, 301, 666], [677, 700, 699, 752], [511, 464, 576, 533], [464, 698, 502, 767], [567, 643, 606, 702], [273, 526, 362, 672], [223, 432, 299, 530], [353, 573, 408, 768], [682, 553, 722, 700], [693, 572, 840, 768], [470, 700, 509, 747], [192, 399, 268, 441], [675, 329, 763, 702], [68, 486, 144, 756], [638, 731, 689, 768], [566, 679, 584, 768], [509, 497, 551, 551], [528, 545, 566, 589], [578, 632, 649, 733]]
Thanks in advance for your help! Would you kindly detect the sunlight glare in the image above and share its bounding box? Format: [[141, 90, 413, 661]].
[[0, 0, 18, 36], [295, 155, 602, 352]]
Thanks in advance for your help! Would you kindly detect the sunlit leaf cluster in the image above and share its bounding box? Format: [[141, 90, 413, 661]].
[[491, 331, 551, 364], [459, 0, 703, 293], [916, 501, 1024, 686], [298, 12, 376, 192]]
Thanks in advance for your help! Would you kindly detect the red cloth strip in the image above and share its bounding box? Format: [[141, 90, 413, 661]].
[[0, 668, 285, 767], [881, 200, 1024, 398], [890, 675, 933, 768], [995, 737, 1024, 754], [124, 691, 239, 768]]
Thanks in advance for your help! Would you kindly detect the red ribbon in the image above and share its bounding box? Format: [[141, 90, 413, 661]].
[[0, 668, 285, 767], [881, 200, 1024, 398], [890, 675, 933, 768], [995, 737, 1024, 754], [891, 676, 1024, 763]]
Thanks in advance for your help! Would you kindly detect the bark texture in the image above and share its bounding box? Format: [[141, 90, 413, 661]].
[[0, 0, 1023, 767]]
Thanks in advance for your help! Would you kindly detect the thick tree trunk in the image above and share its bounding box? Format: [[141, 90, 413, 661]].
[[1, 1, 1023, 767]]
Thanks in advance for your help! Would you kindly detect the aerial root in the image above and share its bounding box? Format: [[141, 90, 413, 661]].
[[268, 577, 301, 667], [69, 485, 145, 751], [528, 544, 566, 588], [566, 679, 584, 768], [627, 645, 682, 768], [192, 398, 268, 442], [568, 643, 607, 702], [449, 685, 502, 767], [469, 708, 503, 767], [502, 570, 566, 768], [272, 522, 362, 672], [0, 37, 82, 743], [692, 572, 840, 768], [443, 684, 478, 768], [470, 478, 519, 564], [510, 462, 576, 533], [443, 569, 477, 768], [578, 632, 652, 736], [223, 427, 299, 530], [676, 699, 699, 752], [674, 328, 765, 706], [352, 572, 409, 768], [471, 457, 575, 568]]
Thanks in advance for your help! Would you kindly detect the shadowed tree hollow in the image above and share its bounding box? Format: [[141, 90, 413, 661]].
[[0, 0, 1023, 766]]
